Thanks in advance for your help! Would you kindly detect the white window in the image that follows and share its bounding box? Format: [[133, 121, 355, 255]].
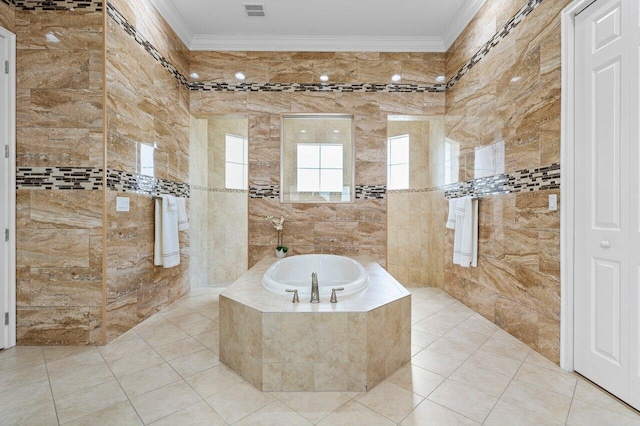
[[296, 143, 343, 192], [387, 134, 410, 190], [139, 143, 155, 177], [225, 133, 248, 190]]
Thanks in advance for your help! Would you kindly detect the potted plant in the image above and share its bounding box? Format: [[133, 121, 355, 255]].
[[265, 215, 288, 258]]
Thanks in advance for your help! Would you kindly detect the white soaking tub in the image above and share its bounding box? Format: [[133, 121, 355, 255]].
[[261, 254, 368, 298]]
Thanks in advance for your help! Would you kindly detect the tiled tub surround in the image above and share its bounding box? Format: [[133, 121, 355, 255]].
[[219, 256, 411, 392]]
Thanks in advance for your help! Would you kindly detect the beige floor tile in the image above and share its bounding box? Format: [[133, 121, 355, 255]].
[[234, 400, 313, 425], [0, 346, 45, 373], [50, 362, 116, 399], [175, 316, 218, 337], [316, 400, 396, 426], [411, 329, 439, 348], [205, 382, 276, 424], [484, 379, 572, 426], [106, 346, 165, 378], [427, 336, 481, 361], [412, 317, 458, 336], [62, 400, 142, 426], [280, 391, 352, 423], [153, 336, 207, 361], [54, 379, 128, 424], [169, 348, 220, 377], [448, 362, 512, 398], [427, 379, 499, 423], [0, 380, 58, 425], [193, 330, 220, 351], [411, 344, 423, 356], [411, 348, 464, 377], [138, 321, 192, 348], [385, 363, 446, 398], [0, 362, 49, 393], [356, 381, 424, 423], [427, 302, 474, 327], [163, 310, 206, 327], [444, 320, 495, 347], [43, 346, 99, 363], [99, 334, 151, 364], [573, 378, 640, 419], [118, 362, 182, 398], [514, 362, 577, 397], [463, 348, 524, 378], [46, 350, 107, 381], [480, 330, 531, 362], [150, 401, 226, 426], [524, 349, 561, 370], [129, 380, 201, 424], [185, 364, 244, 399], [566, 399, 640, 426], [400, 399, 480, 426]]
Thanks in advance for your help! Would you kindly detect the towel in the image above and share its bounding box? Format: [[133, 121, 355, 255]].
[[177, 197, 189, 231], [154, 195, 181, 268], [448, 196, 478, 268], [446, 198, 458, 229]]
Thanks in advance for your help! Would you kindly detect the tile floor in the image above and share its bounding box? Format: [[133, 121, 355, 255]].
[[1, 287, 639, 425]]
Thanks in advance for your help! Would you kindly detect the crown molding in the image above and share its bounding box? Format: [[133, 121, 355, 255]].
[[442, 0, 488, 50], [189, 35, 446, 52], [148, 0, 194, 47]]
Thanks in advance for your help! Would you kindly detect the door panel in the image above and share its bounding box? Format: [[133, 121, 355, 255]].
[[575, 0, 632, 406], [0, 33, 6, 349]]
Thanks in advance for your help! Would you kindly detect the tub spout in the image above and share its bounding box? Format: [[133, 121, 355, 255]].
[[310, 272, 320, 303]]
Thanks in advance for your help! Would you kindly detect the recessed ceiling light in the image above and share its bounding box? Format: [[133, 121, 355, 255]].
[[300, 130, 307, 133], [319, 75, 329, 82], [235, 72, 246, 80], [332, 130, 340, 133], [391, 74, 402, 82], [189, 72, 200, 79], [436, 75, 446, 83]]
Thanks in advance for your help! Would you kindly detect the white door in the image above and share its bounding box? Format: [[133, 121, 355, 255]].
[[574, 0, 640, 409], [0, 26, 15, 350]]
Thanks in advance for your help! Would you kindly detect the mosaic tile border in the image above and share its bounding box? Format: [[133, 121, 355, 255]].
[[107, 169, 190, 198], [16, 167, 103, 190], [190, 184, 248, 194], [446, 0, 544, 91], [107, 3, 188, 86], [249, 185, 388, 200], [188, 82, 445, 93], [2, 0, 102, 11], [444, 163, 560, 199]]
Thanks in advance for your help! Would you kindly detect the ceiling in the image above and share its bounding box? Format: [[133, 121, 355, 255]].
[[150, 0, 487, 52]]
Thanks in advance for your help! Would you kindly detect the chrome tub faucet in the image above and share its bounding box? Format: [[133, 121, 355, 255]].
[[310, 272, 320, 303]]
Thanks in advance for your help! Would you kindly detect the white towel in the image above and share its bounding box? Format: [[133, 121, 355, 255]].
[[449, 196, 478, 268], [446, 198, 458, 229], [154, 195, 181, 268], [177, 197, 189, 231]]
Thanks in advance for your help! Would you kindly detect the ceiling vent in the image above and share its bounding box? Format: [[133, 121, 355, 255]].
[[243, 3, 266, 17]]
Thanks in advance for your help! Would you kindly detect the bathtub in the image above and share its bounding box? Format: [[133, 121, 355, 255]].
[[261, 254, 369, 298]]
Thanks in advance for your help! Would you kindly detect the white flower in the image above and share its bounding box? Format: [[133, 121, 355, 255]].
[[265, 215, 285, 231]]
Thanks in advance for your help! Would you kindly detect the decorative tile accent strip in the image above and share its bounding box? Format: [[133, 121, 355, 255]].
[[107, 169, 190, 198], [444, 163, 560, 199], [250, 185, 279, 199], [16, 167, 103, 190], [387, 186, 442, 194], [191, 184, 247, 194], [3, 0, 102, 10], [188, 82, 445, 93], [356, 185, 387, 200], [107, 3, 188, 86], [446, 0, 544, 91]]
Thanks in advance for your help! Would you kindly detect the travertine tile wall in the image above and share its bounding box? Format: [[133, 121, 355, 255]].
[[0, 1, 14, 29], [190, 52, 446, 268], [443, 0, 569, 362], [105, 0, 191, 342], [14, 9, 105, 345]]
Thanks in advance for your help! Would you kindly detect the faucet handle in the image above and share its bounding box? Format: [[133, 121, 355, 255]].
[[285, 289, 300, 303], [330, 287, 345, 303]]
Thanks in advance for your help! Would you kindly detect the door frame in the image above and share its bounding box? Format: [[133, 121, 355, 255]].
[[0, 25, 16, 349], [561, 0, 613, 372]]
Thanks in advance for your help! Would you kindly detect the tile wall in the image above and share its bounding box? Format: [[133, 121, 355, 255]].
[[442, 0, 570, 362], [105, 0, 191, 342], [189, 52, 447, 268], [14, 7, 105, 345]]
